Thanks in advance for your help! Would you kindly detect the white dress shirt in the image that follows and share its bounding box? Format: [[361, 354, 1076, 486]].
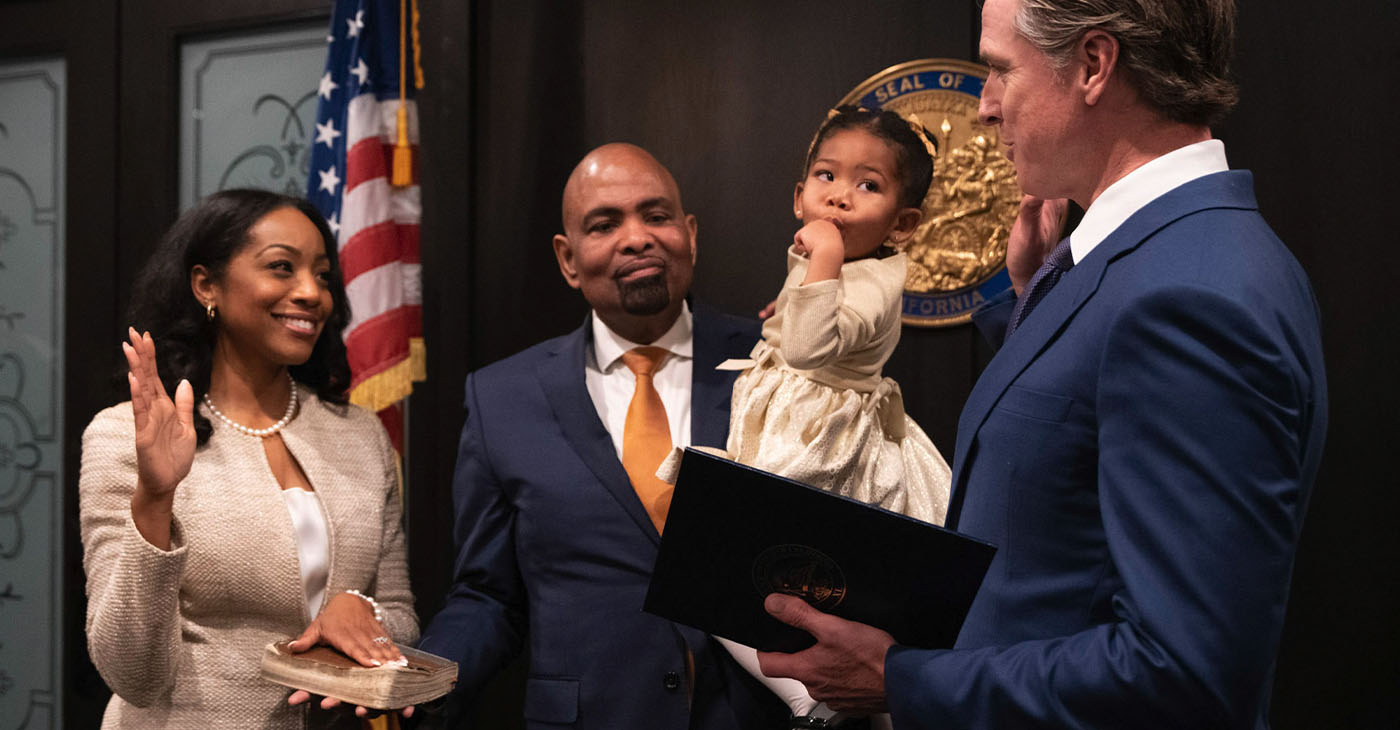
[[1071, 139, 1230, 264], [586, 301, 694, 460]]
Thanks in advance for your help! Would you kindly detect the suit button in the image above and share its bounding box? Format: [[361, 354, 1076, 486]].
[[663, 671, 681, 691]]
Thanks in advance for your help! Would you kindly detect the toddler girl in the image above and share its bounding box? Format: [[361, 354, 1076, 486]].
[[713, 106, 953, 727]]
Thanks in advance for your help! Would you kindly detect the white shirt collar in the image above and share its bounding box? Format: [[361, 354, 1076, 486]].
[[589, 300, 694, 372], [1070, 139, 1229, 264]]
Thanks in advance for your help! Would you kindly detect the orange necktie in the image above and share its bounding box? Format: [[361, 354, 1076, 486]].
[[621, 346, 674, 533]]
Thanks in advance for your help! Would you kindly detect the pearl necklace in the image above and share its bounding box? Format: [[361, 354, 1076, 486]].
[[203, 375, 298, 438]]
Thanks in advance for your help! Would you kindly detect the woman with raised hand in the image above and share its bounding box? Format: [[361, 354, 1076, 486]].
[[79, 189, 416, 727]]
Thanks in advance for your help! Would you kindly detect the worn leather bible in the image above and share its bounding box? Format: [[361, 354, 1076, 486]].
[[259, 640, 457, 710]]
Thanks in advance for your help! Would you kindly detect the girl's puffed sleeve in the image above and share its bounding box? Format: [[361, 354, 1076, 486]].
[[78, 405, 187, 707]]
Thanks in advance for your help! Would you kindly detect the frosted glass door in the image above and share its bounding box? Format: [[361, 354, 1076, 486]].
[[0, 55, 66, 730], [179, 22, 328, 209]]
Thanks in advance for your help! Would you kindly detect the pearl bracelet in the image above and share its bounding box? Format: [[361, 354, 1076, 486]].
[[344, 589, 384, 624]]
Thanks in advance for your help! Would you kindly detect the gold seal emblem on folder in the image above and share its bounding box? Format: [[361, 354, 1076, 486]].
[[839, 59, 1020, 327], [752, 543, 848, 610]]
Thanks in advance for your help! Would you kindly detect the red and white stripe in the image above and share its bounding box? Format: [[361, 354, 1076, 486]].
[[340, 94, 422, 384]]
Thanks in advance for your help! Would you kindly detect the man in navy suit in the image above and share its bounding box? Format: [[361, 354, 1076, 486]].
[[757, 0, 1328, 727], [417, 143, 786, 729]]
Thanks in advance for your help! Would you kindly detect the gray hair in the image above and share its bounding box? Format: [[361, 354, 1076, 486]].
[[1013, 0, 1238, 126]]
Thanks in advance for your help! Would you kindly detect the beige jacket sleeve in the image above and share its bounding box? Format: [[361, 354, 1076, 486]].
[[363, 417, 418, 644], [78, 405, 186, 707]]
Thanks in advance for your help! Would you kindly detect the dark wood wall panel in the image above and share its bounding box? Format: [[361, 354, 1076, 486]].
[[1220, 2, 1400, 725], [406, 0, 474, 627]]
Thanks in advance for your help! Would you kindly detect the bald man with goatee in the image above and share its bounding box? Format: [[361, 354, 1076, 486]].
[[419, 144, 787, 729]]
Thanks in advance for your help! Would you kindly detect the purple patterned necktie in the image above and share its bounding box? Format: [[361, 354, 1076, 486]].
[[1005, 237, 1075, 340]]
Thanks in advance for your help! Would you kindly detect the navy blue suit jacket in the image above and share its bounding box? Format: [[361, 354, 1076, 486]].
[[419, 302, 786, 729], [885, 171, 1327, 729]]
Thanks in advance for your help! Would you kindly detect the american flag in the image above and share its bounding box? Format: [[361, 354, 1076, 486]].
[[308, 0, 424, 451]]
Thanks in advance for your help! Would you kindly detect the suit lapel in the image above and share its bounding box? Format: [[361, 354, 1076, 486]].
[[537, 319, 662, 544], [947, 171, 1258, 517], [690, 302, 746, 449]]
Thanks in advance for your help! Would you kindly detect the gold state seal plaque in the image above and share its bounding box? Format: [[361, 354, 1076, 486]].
[[839, 59, 1020, 327]]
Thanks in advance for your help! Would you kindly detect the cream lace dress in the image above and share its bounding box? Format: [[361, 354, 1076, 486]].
[[724, 245, 950, 525]]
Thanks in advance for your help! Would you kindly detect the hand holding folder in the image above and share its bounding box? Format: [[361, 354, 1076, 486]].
[[756, 592, 897, 715]]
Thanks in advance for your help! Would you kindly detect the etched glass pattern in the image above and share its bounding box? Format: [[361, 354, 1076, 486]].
[[179, 22, 329, 209], [0, 55, 66, 730]]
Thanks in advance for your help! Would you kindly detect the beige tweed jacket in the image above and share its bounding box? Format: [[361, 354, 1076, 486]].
[[79, 385, 418, 729]]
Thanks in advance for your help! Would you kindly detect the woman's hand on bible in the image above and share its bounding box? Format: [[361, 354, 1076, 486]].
[[122, 327, 195, 500], [287, 591, 412, 717], [289, 591, 404, 668]]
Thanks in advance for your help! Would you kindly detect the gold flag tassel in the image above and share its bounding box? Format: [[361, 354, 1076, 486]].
[[411, 0, 424, 90], [390, 0, 413, 186]]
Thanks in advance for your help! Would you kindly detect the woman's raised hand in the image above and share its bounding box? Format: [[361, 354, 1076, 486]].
[[122, 328, 196, 502]]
